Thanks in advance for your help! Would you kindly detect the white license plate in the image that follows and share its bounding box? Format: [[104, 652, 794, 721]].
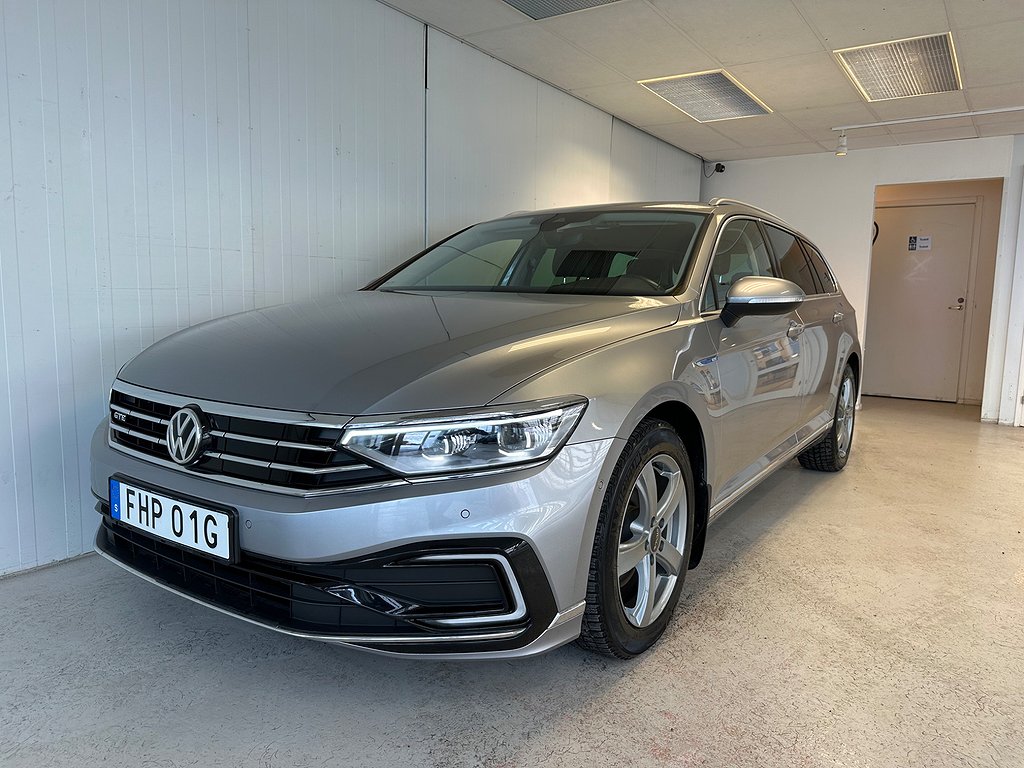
[[109, 478, 233, 561]]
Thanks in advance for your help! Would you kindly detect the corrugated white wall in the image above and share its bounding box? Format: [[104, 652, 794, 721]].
[[0, 1, 699, 576]]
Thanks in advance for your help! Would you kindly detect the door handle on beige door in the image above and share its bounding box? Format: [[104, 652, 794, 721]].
[[787, 321, 805, 339], [832, 311, 844, 323], [947, 305, 964, 310]]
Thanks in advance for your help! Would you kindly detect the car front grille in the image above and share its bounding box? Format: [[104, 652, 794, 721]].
[[108, 384, 397, 494]]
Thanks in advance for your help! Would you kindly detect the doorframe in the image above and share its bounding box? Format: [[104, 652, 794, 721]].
[[872, 196, 986, 404]]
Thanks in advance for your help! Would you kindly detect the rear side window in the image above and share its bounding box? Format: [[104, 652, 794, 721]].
[[802, 241, 838, 294], [765, 225, 817, 295], [704, 218, 774, 311]]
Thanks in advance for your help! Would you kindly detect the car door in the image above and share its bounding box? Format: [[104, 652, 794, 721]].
[[799, 240, 851, 434], [764, 224, 835, 438], [700, 218, 805, 507]]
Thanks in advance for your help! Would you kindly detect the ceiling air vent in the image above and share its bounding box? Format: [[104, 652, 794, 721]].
[[501, 0, 622, 20], [835, 33, 962, 102], [638, 70, 772, 122]]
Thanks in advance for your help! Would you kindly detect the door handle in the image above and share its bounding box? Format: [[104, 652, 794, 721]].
[[947, 305, 964, 311], [832, 311, 844, 324], [787, 321, 805, 339]]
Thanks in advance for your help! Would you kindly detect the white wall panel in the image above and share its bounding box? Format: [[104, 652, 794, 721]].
[[426, 30, 700, 240], [426, 30, 540, 242], [0, 2, 697, 575], [0, 0, 424, 575]]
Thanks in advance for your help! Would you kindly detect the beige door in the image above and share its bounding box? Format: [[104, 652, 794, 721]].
[[863, 203, 975, 402]]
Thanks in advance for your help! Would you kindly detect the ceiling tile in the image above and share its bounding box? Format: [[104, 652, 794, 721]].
[[803, 124, 889, 142], [383, 0, 529, 36], [867, 90, 969, 120], [893, 125, 979, 144], [713, 141, 825, 161], [965, 83, 1024, 110], [971, 109, 1024, 127], [730, 52, 862, 111], [706, 114, 813, 147], [781, 101, 881, 139], [571, 81, 692, 126], [946, 0, 1024, 30], [540, 0, 715, 80], [792, 0, 950, 49], [886, 116, 975, 134], [640, 121, 741, 154], [977, 119, 1024, 137], [955, 21, 1024, 88], [651, 0, 823, 65], [465, 24, 627, 89]]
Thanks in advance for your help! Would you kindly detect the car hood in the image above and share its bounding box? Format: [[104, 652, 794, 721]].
[[118, 290, 680, 415]]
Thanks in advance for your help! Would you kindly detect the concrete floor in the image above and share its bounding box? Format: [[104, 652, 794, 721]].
[[1, 397, 1022, 767]]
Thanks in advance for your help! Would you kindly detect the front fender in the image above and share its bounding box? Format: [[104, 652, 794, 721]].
[[490, 318, 720, 601]]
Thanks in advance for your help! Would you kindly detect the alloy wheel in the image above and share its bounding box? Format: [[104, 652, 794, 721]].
[[616, 454, 688, 628]]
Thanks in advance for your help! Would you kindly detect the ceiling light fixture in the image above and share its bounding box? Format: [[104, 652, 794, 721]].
[[834, 33, 962, 102], [835, 132, 848, 157], [638, 70, 772, 123]]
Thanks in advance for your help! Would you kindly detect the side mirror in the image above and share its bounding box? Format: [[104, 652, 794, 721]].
[[720, 276, 805, 328]]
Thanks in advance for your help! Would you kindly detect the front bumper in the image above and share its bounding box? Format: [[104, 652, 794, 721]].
[[91, 420, 618, 657]]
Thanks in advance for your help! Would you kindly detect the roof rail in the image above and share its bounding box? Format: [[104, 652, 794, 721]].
[[707, 197, 788, 224]]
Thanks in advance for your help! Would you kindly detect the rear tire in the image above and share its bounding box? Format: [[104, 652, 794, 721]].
[[798, 363, 857, 472], [577, 419, 694, 659]]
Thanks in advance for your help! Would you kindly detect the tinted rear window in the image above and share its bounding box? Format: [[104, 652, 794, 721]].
[[803, 241, 838, 294]]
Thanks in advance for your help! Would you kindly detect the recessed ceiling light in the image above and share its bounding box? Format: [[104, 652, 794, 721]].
[[835, 33, 962, 102], [638, 70, 772, 123], [500, 0, 622, 20]]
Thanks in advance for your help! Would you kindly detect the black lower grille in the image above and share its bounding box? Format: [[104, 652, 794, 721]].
[[95, 513, 551, 647]]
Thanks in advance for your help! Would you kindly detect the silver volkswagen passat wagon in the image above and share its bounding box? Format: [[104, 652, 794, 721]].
[[92, 198, 860, 659]]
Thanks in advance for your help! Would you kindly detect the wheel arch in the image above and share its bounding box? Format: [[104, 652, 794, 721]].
[[642, 400, 710, 570]]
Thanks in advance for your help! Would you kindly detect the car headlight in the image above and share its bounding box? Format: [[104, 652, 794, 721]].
[[339, 398, 587, 477]]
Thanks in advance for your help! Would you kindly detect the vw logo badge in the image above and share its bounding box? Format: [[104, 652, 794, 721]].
[[166, 407, 206, 465]]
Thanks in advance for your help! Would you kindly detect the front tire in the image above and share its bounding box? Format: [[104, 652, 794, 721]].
[[798, 362, 857, 472], [578, 419, 694, 659]]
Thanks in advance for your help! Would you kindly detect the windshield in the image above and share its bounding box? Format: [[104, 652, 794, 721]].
[[379, 210, 707, 296]]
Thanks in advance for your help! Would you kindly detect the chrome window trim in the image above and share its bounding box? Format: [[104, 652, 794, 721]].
[[698, 213, 840, 309]]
